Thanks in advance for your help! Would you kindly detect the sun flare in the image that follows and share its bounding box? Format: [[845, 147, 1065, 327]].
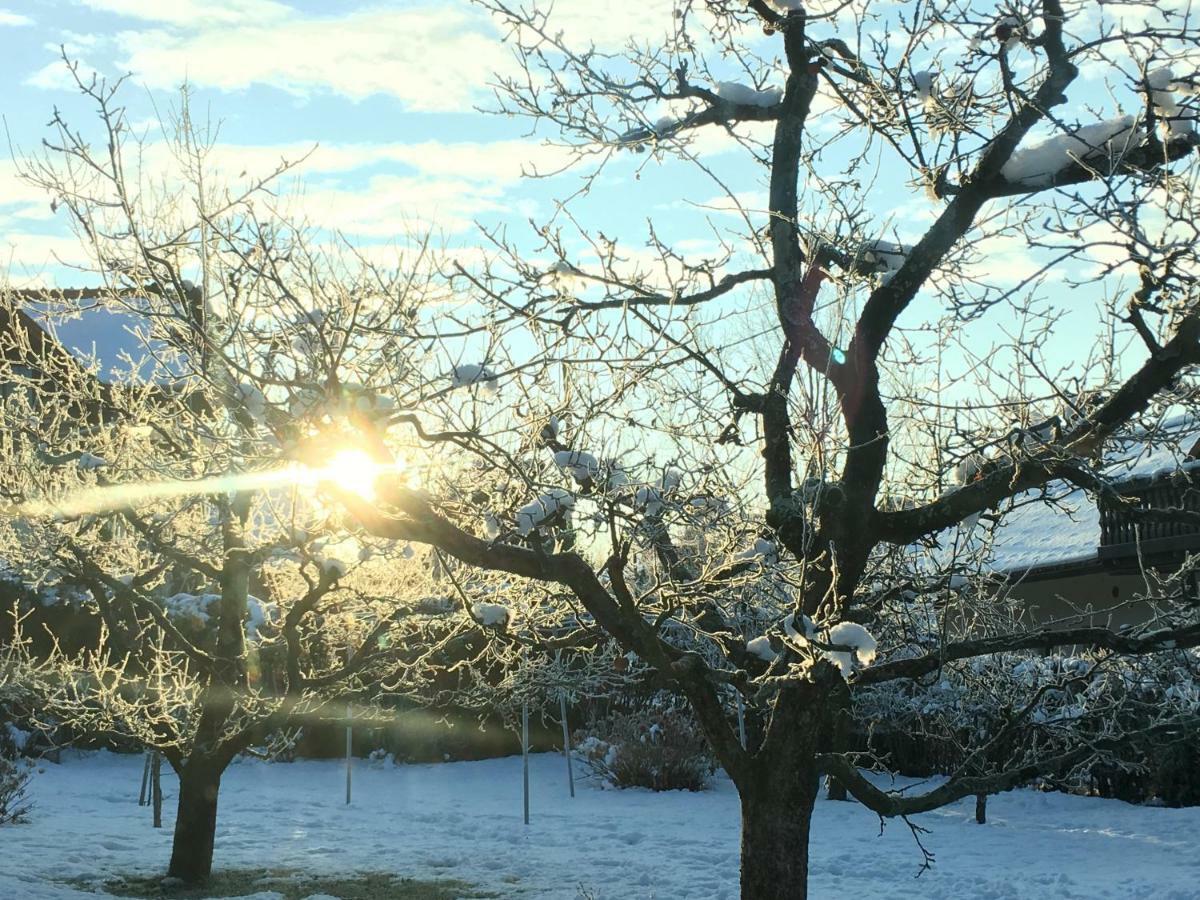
[[314, 448, 394, 500]]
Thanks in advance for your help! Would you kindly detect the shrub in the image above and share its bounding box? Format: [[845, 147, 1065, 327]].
[[575, 700, 716, 792], [0, 752, 32, 825]]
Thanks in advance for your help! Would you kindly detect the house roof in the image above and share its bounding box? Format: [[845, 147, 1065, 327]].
[[984, 414, 1200, 578]]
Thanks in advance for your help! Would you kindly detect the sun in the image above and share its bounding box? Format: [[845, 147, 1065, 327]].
[[316, 448, 392, 500]]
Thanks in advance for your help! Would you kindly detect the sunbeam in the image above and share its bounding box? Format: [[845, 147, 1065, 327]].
[[12, 449, 400, 520]]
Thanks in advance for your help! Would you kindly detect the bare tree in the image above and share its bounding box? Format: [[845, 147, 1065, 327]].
[[0, 73, 472, 883], [318, 2, 1200, 897]]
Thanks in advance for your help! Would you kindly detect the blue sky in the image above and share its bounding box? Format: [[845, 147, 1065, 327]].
[[0, 0, 793, 367], [0, 0, 1193, 388]]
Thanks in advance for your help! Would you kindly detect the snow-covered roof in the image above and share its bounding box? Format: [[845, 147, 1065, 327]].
[[968, 413, 1200, 576], [987, 487, 1099, 574]]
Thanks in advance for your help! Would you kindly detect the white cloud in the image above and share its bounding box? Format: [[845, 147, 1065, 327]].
[[0, 8, 32, 26], [0, 160, 57, 221], [111, 6, 512, 110], [167, 138, 577, 186], [281, 174, 506, 236], [80, 0, 289, 27], [520, 1, 681, 49], [0, 232, 96, 272], [7, 136, 568, 239]]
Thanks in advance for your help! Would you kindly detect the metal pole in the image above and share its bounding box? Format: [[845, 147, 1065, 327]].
[[736, 694, 747, 750], [559, 694, 575, 798], [345, 648, 353, 806], [522, 701, 530, 825]]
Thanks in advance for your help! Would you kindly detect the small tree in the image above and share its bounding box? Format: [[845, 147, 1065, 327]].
[[0, 73, 455, 883]]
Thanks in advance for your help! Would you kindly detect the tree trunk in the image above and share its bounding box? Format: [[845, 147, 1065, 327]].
[[739, 763, 820, 900], [975, 792, 987, 825], [166, 758, 222, 883], [824, 704, 850, 801]]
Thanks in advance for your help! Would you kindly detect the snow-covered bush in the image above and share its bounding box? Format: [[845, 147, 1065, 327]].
[[855, 624, 1200, 804], [576, 698, 716, 792]]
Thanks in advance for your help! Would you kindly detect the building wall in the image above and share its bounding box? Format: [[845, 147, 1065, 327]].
[[1007, 570, 1170, 630]]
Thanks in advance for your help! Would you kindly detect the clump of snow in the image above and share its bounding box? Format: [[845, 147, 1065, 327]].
[[483, 513, 501, 540], [660, 468, 682, 492], [653, 115, 676, 135], [736, 537, 778, 565], [245, 595, 278, 640], [826, 621, 878, 677], [913, 69, 936, 101], [913, 69, 939, 120], [861, 239, 910, 282], [346, 387, 398, 419], [313, 539, 360, 579], [783, 611, 817, 642], [162, 592, 220, 625], [715, 81, 782, 108], [450, 364, 499, 394], [553, 449, 600, 485], [5, 723, 31, 753], [471, 601, 510, 627], [289, 385, 325, 419], [1001, 116, 1141, 187], [548, 260, 584, 293], [996, 14, 1023, 51], [634, 485, 664, 516], [617, 125, 649, 145], [515, 488, 574, 536], [322, 557, 348, 578], [604, 465, 629, 494], [746, 635, 777, 662], [1147, 67, 1195, 137], [76, 452, 108, 470]]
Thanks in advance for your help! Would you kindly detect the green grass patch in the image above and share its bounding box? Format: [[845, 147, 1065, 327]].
[[85, 867, 498, 900]]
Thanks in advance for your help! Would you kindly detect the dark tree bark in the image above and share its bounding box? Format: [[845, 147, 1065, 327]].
[[166, 757, 223, 883], [824, 702, 851, 802], [730, 670, 839, 899], [975, 792, 987, 825], [739, 763, 820, 900]]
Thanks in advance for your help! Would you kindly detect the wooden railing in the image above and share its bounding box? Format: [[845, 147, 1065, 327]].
[[1098, 471, 1200, 553]]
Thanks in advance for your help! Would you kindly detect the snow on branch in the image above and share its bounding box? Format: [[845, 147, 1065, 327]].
[[1000, 116, 1143, 188], [515, 488, 575, 536], [450, 364, 500, 394], [715, 81, 783, 108]]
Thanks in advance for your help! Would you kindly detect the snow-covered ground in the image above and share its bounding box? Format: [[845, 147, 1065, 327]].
[[3, 750, 1199, 899]]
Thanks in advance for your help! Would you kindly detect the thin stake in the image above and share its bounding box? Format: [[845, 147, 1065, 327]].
[[345, 649, 353, 806], [559, 694, 575, 798], [138, 751, 152, 806], [522, 701, 530, 825], [150, 752, 162, 828], [736, 694, 747, 750]]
